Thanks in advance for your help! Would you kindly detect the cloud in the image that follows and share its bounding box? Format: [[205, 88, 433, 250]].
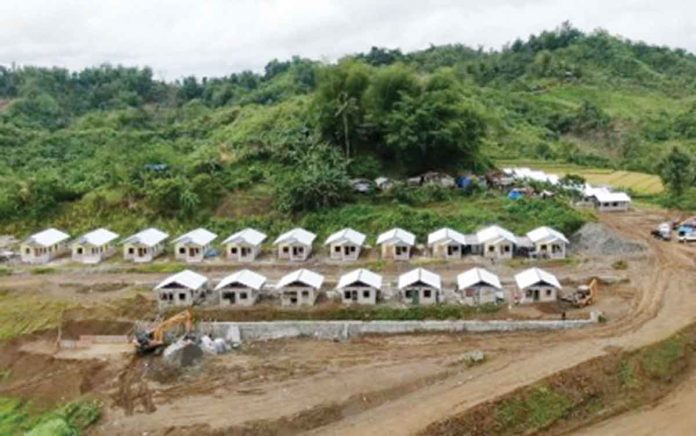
[[0, 0, 695, 79]]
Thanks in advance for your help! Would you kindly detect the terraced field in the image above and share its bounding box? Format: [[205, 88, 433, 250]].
[[497, 160, 664, 195]]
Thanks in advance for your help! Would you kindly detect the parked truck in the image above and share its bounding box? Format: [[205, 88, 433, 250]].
[[651, 222, 672, 241]]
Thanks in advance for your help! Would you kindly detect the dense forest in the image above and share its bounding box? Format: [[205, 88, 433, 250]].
[[0, 23, 694, 236]]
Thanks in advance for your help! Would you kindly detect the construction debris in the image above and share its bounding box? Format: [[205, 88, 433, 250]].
[[570, 223, 644, 256], [163, 341, 203, 367]]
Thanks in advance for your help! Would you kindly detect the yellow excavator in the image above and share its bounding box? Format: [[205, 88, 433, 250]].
[[572, 278, 598, 308], [134, 310, 193, 355]]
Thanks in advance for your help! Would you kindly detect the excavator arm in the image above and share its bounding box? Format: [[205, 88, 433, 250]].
[[135, 310, 193, 354]]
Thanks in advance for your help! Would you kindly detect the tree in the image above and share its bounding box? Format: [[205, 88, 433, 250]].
[[314, 61, 370, 157], [659, 147, 694, 196], [275, 143, 350, 213], [381, 72, 486, 173]]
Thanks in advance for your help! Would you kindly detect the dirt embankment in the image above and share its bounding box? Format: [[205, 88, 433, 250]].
[[421, 322, 696, 436]]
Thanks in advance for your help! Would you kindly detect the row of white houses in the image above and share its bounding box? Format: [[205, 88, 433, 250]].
[[154, 266, 562, 309], [19, 225, 570, 265]]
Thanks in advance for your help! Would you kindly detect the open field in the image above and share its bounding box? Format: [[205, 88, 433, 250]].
[[497, 159, 665, 195], [0, 208, 693, 434]]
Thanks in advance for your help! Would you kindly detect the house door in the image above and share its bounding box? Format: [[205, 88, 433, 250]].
[[533, 289, 540, 301], [351, 290, 358, 302], [138, 247, 146, 257]]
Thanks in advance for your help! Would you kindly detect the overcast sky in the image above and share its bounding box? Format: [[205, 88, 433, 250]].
[[0, 0, 694, 80]]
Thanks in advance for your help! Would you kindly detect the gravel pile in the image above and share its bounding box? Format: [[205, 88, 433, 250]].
[[570, 222, 645, 256]]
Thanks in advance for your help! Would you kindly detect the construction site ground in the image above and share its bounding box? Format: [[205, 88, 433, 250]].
[[0, 208, 693, 435]]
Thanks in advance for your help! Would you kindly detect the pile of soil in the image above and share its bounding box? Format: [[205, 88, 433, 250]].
[[570, 222, 645, 256]]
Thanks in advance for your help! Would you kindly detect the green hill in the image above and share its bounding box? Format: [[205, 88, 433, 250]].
[[0, 23, 694, 235]]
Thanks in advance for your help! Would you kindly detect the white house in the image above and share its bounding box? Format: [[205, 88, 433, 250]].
[[377, 228, 416, 260], [457, 267, 502, 306], [21, 228, 70, 264], [337, 268, 382, 305], [154, 269, 209, 309], [71, 228, 119, 264], [215, 269, 267, 307], [122, 228, 169, 263], [172, 228, 217, 263], [514, 267, 561, 304], [274, 228, 316, 261], [584, 186, 631, 212], [398, 268, 441, 305], [325, 228, 366, 261], [222, 228, 267, 262], [276, 269, 324, 307], [427, 227, 471, 259], [526, 226, 569, 259], [476, 225, 518, 260]]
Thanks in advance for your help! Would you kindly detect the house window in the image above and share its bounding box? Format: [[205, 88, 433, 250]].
[[302, 290, 309, 297], [424, 290, 432, 298], [465, 288, 475, 297], [25, 248, 30, 254], [504, 245, 510, 252], [179, 293, 186, 301], [334, 246, 341, 252], [230, 247, 237, 254], [344, 291, 351, 299], [350, 246, 356, 252], [77, 247, 83, 254], [540, 244, 547, 251], [363, 290, 370, 298], [488, 246, 495, 252], [405, 290, 413, 298], [239, 292, 247, 300], [282, 247, 289, 253], [179, 247, 186, 254], [128, 248, 134, 254], [546, 289, 553, 296]]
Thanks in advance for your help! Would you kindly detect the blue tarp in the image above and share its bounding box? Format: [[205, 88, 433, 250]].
[[507, 190, 524, 200], [456, 176, 473, 189]]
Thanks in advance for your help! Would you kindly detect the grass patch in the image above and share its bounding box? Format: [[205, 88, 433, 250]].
[[30, 267, 56, 275], [640, 336, 688, 380], [0, 267, 11, 277], [0, 292, 73, 341], [496, 386, 573, 432], [612, 260, 628, 270], [0, 397, 101, 435], [124, 262, 183, 274], [193, 303, 502, 322]]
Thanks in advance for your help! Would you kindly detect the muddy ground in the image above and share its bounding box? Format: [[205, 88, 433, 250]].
[[0, 209, 693, 435]]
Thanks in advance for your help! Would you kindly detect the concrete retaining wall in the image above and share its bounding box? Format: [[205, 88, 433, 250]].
[[199, 312, 599, 342]]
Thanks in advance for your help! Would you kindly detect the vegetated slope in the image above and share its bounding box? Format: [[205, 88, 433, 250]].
[[0, 22, 694, 234]]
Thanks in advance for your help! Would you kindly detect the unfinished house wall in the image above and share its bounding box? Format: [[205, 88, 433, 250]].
[[218, 286, 258, 307], [279, 286, 317, 307], [329, 243, 361, 261], [597, 201, 630, 212], [459, 285, 499, 306], [483, 241, 514, 260], [533, 242, 566, 259], [157, 286, 198, 308], [381, 244, 411, 260], [174, 243, 208, 263], [71, 244, 115, 264], [226, 243, 260, 262], [402, 285, 438, 305], [432, 243, 463, 259], [519, 284, 557, 304], [21, 243, 68, 264], [340, 286, 378, 305], [277, 244, 311, 261], [124, 243, 165, 263]]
